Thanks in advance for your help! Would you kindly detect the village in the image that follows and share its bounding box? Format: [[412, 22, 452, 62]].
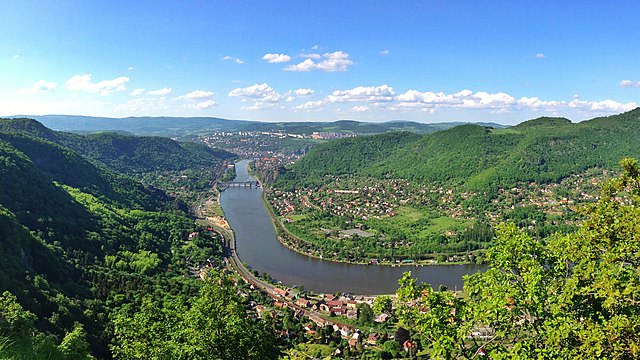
[[183, 227, 408, 355], [264, 166, 614, 263]]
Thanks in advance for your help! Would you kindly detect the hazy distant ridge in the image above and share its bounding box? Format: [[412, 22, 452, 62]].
[[11, 114, 507, 137]]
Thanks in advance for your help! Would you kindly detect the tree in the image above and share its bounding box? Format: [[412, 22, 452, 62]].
[[394, 158, 640, 359], [372, 295, 393, 316], [111, 273, 280, 359], [357, 303, 374, 326]]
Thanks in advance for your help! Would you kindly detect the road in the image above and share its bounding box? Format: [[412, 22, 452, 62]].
[[195, 186, 355, 330]]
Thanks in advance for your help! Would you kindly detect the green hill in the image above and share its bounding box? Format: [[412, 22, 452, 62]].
[[0, 118, 235, 175], [0, 119, 234, 357], [278, 108, 640, 190]]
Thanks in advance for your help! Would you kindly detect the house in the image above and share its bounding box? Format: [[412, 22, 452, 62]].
[[346, 300, 357, 309], [367, 333, 380, 345], [296, 298, 311, 308], [403, 340, 416, 352], [274, 301, 287, 308], [375, 313, 389, 323], [332, 305, 347, 316], [273, 287, 288, 297], [346, 308, 358, 319], [254, 305, 265, 315]]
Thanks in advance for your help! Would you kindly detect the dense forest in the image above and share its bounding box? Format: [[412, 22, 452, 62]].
[[0, 118, 269, 358], [2, 114, 640, 359], [265, 109, 640, 262], [277, 109, 640, 190]]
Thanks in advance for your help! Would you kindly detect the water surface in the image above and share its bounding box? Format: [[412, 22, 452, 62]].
[[220, 159, 484, 294]]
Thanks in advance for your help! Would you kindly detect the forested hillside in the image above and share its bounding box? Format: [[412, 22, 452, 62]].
[[278, 108, 640, 189], [0, 118, 235, 175], [265, 109, 640, 263], [0, 119, 278, 358]]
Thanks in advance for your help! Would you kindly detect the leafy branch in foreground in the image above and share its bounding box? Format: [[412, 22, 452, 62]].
[[395, 157, 640, 359]]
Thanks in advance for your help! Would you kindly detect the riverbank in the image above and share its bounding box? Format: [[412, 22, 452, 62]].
[[260, 185, 478, 267]]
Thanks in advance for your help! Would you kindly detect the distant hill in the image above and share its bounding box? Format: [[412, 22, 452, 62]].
[[11, 114, 507, 137], [277, 108, 640, 190], [0, 118, 235, 174], [0, 118, 223, 356]]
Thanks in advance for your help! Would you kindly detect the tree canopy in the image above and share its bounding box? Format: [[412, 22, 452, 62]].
[[395, 157, 640, 359]]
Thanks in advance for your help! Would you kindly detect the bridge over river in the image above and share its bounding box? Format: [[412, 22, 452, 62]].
[[220, 159, 484, 294], [219, 180, 260, 190]]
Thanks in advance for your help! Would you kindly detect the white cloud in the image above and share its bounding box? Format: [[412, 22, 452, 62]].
[[194, 100, 217, 109], [568, 98, 637, 112], [396, 89, 516, 110], [294, 100, 326, 111], [535, 53, 546, 59], [147, 87, 172, 96], [285, 51, 353, 72], [127, 66, 135, 71], [619, 79, 640, 88], [262, 53, 292, 63], [222, 55, 244, 64], [176, 90, 218, 110], [311, 45, 320, 50], [300, 53, 322, 59], [352, 105, 369, 112], [293, 88, 315, 97], [328, 85, 395, 103], [131, 88, 145, 96], [228, 83, 281, 103], [20, 80, 57, 94], [379, 50, 390, 55], [66, 74, 129, 95], [12, 54, 20, 59], [183, 90, 214, 99]]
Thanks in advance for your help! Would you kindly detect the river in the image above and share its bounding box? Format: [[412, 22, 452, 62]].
[[220, 159, 484, 294]]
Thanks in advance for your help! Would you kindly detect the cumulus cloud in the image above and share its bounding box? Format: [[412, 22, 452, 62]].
[[293, 88, 315, 97], [286, 83, 638, 117], [300, 53, 322, 59], [567, 98, 637, 112], [194, 100, 217, 109], [12, 54, 20, 59], [222, 56, 244, 64], [66, 74, 129, 95], [131, 87, 172, 96], [262, 53, 292, 63], [352, 105, 370, 112], [19, 80, 57, 94], [394, 88, 638, 114], [178, 90, 217, 109], [294, 100, 326, 111], [183, 90, 215, 99], [535, 53, 546, 59], [147, 87, 172, 96], [131, 88, 145, 96], [127, 66, 135, 71], [396, 89, 516, 110], [228, 83, 281, 103], [328, 85, 395, 103], [379, 50, 390, 55], [285, 51, 353, 72], [619, 79, 640, 88]]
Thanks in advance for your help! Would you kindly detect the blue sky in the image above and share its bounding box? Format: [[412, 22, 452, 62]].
[[1, 1, 639, 124]]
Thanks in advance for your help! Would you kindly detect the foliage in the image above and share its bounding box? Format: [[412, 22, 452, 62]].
[[277, 108, 640, 191], [110, 274, 280, 360], [394, 157, 640, 359]]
